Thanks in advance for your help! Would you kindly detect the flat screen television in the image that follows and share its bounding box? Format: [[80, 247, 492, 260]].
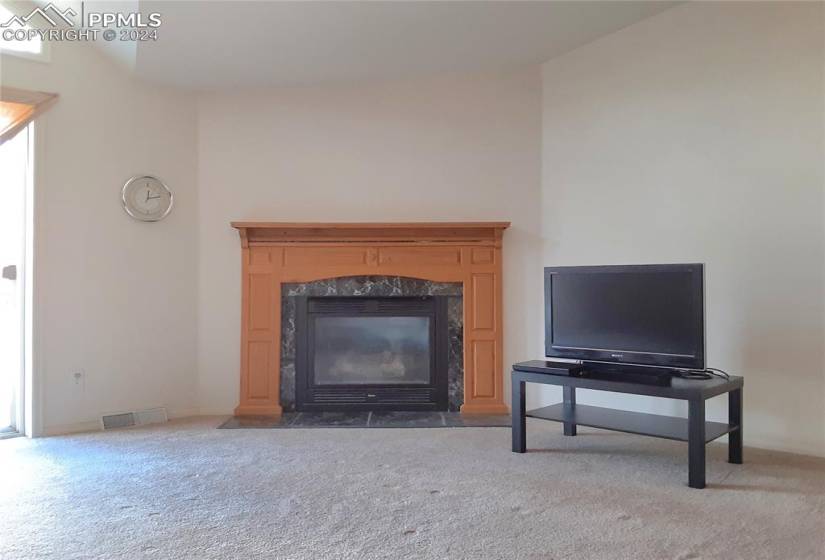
[[544, 264, 705, 370]]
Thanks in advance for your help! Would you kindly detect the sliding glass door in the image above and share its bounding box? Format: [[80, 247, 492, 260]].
[[0, 124, 30, 435]]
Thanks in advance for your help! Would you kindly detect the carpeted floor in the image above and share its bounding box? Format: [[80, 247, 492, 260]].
[[1, 417, 823, 560]]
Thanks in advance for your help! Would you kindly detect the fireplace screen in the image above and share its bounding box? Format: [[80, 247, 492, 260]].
[[313, 316, 431, 385], [295, 296, 449, 411]]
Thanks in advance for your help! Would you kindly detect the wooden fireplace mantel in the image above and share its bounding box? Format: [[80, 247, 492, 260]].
[[232, 221, 510, 417], [232, 222, 511, 245]]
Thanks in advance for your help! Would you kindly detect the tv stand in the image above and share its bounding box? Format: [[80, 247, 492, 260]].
[[511, 361, 744, 489]]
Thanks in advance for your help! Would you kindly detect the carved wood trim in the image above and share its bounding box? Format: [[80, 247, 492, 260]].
[[232, 222, 510, 417]]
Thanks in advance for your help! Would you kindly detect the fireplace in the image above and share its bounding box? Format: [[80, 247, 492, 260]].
[[231, 222, 510, 417], [295, 296, 449, 411]]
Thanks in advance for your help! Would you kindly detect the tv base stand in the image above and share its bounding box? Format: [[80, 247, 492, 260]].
[[511, 362, 744, 489]]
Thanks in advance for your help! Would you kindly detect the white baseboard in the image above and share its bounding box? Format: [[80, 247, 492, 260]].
[[191, 407, 234, 416], [42, 405, 198, 437], [167, 407, 204, 419], [43, 420, 101, 437], [41, 408, 236, 436]]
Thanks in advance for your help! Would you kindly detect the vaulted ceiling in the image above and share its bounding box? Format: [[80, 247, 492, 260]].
[[44, 1, 679, 90]]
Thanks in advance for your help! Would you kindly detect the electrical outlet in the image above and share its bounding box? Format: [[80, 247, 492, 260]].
[[72, 370, 86, 391]]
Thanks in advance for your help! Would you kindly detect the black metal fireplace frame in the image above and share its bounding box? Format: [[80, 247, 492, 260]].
[[295, 296, 449, 411]]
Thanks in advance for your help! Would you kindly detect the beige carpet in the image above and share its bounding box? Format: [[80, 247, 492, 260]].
[[1, 417, 823, 560]]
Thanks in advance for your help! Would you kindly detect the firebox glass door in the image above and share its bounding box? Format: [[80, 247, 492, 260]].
[[313, 316, 431, 385]]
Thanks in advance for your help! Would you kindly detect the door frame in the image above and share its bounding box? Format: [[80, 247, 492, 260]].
[[24, 120, 44, 437]]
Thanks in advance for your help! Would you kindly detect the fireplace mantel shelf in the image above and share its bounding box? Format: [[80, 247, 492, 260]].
[[232, 222, 510, 246], [232, 220, 510, 418]]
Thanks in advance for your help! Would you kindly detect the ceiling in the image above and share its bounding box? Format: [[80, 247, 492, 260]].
[[122, 1, 678, 90]]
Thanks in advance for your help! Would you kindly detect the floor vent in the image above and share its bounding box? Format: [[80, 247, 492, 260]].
[[101, 407, 168, 430]]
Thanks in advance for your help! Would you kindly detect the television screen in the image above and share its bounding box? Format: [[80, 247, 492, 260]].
[[545, 264, 704, 369]]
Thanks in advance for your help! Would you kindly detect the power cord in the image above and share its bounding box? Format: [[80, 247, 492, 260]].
[[705, 367, 731, 380], [675, 367, 731, 381]]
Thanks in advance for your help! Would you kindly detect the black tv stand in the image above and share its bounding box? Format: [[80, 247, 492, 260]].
[[511, 361, 744, 489]]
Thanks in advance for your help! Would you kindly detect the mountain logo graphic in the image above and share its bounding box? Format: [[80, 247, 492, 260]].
[[1, 3, 77, 28]]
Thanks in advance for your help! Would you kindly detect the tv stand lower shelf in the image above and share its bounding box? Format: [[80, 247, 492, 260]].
[[511, 363, 744, 489], [526, 403, 737, 443]]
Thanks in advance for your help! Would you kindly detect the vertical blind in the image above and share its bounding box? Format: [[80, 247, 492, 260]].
[[0, 87, 58, 145]]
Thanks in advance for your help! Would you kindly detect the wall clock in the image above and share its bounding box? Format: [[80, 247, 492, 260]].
[[121, 175, 173, 222]]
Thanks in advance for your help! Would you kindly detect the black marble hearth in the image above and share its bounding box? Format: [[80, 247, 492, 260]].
[[280, 276, 464, 412], [218, 412, 511, 429]]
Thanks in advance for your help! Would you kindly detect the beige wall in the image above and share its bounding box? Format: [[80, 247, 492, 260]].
[[540, 2, 825, 455], [3, 1, 822, 458], [1, 42, 199, 433], [196, 69, 544, 413]]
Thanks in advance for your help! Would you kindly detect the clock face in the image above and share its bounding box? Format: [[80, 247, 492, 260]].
[[122, 176, 173, 221]]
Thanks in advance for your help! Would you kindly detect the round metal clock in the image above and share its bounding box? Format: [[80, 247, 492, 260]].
[[121, 175, 173, 221]]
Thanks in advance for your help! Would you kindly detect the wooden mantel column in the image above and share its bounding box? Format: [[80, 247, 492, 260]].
[[232, 222, 510, 417]]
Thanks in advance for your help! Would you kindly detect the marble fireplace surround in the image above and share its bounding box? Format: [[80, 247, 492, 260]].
[[280, 276, 464, 412], [232, 222, 509, 417]]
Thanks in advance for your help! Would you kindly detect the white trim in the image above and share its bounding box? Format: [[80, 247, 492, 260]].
[[25, 118, 44, 438], [167, 407, 204, 419], [43, 420, 101, 437], [42, 409, 212, 436], [190, 408, 234, 417]]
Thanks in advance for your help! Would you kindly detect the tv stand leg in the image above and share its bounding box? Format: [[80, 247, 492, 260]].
[[511, 374, 526, 453], [729, 388, 743, 464], [688, 399, 706, 489], [563, 386, 577, 436]]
